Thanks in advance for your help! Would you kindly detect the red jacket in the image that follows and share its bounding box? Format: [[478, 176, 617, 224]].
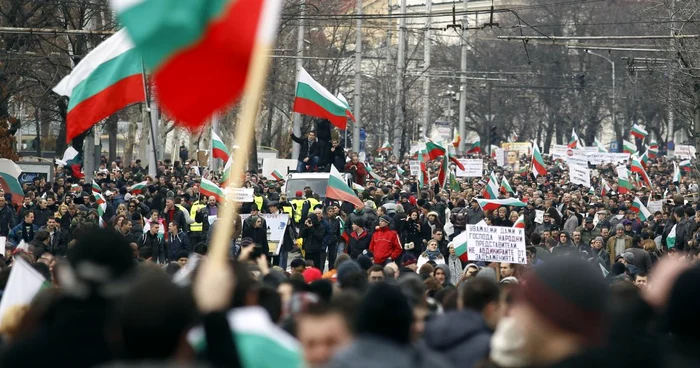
[[344, 161, 368, 186], [369, 226, 402, 264]]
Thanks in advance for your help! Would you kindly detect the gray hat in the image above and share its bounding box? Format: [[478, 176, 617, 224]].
[[379, 215, 392, 224], [616, 223, 624, 231], [622, 252, 635, 263]]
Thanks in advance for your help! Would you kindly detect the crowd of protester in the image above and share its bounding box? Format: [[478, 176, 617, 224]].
[[0, 125, 699, 368]]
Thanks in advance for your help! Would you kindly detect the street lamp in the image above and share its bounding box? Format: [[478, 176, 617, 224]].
[[585, 50, 615, 134]]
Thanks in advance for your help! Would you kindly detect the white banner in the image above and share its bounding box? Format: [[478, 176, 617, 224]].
[[495, 148, 506, 167], [409, 160, 420, 176], [566, 154, 589, 167], [616, 165, 629, 180], [586, 152, 630, 165], [465, 224, 527, 264], [569, 164, 591, 187], [227, 187, 254, 202], [239, 214, 290, 255], [456, 159, 483, 177], [675, 145, 697, 159], [647, 200, 663, 214], [534, 210, 544, 224], [551, 144, 568, 158]]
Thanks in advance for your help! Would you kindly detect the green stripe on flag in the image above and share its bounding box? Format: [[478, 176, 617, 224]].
[[295, 83, 347, 117]]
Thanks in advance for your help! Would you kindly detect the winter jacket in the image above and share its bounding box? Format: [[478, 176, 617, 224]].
[[40, 227, 69, 256], [33, 207, 53, 227], [167, 230, 191, 260], [400, 219, 424, 258], [623, 247, 652, 274], [369, 226, 402, 265], [606, 235, 633, 266], [466, 206, 484, 225], [344, 209, 378, 235], [328, 336, 453, 368], [138, 231, 166, 263], [8, 221, 39, 246], [242, 224, 269, 256], [423, 309, 492, 368], [348, 229, 371, 259], [0, 204, 15, 237], [301, 216, 325, 254], [194, 204, 219, 235], [576, 225, 601, 246], [450, 206, 468, 232], [162, 206, 188, 233]]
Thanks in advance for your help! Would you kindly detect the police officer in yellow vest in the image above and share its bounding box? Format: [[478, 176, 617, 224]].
[[290, 190, 306, 225], [301, 189, 320, 223], [189, 196, 207, 245], [253, 187, 268, 213], [279, 193, 294, 220]]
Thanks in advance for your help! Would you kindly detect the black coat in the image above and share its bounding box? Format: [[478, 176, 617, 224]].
[[0, 204, 15, 237], [301, 216, 325, 253], [401, 219, 424, 258], [348, 228, 372, 259], [242, 225, 269, 255], [290, 134, 319, 162]]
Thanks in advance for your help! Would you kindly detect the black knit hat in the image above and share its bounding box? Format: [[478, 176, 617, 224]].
[[519, 256, 608, 342]]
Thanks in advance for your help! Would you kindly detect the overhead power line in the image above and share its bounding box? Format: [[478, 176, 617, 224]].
[[498, 35, 700, 40]]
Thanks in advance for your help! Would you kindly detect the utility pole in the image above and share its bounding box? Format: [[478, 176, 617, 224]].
[[353, 0, 362, 153], [422, 0, 431, 135], [393, 0, 406, 153], [458, 0, 468, 153], [668, 0, 675, 148], [148, 97, 159, 178], [292, 0, 305, 160], [385, 0, 392, 142]]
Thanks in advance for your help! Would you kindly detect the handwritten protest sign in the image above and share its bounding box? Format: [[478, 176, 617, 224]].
[[465, 224, 527, 264], [456, 159, 483, 177], [569, 164, 591, 187]]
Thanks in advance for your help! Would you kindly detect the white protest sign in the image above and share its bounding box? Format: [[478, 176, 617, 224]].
[[647, 200, 663, 214], [551, 144, 568, 158], [240, 214, 290, 255], [566, 154, 589, 167], [465, 224, 527, 264], [535, 210, 544, 224], [409, 160, 420, 176], [569, 164, 591, 187], [226, 187, 254, 202], [616, 165, 629, 180], [496, 148, 506, 167], [456, 159, 483, 177], [587, 152, 630, 165], [0, 237, 5, 257], [674, 144, 697, 159]]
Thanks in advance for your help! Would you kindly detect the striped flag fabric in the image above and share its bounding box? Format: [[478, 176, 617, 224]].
[[531, 142, 546, 177], [630, 124, 648, 139], [211, 131, 230, 162], [476, 198, 527, 211], [631, 158, 652, 189], [568, 128, 579, 149], [594, 138, 608, 153], [452, 230, 469, 261], [437, 152, 450, 189], [130, 181, 148, 194], [336, 92, 355, 122], [377, 141, 392, 152], [466, 140, 481, 154], [111, 0, 284, 129], [601, 179, 611, 197], [617, 166, 632, 194], [271, 169, 284, 181], [673, 162, 681, 184], [631, 196, 652, 221], [199, 178, 226, 203], [513, 215, 526, 229], [91, 180, 101, 194], [326, 166, 364, 209], [623, 140, 637, 154], [426, 140, 446, 160], [482, 172, 500, 199], [449, 170, 461, 192], [0, 159, 25, 204], [293, 67, 354, 129], [452, 131, 461, 148], [680, 160, 692, 172], [417, 148, 428, 189], [53, 30, 145, 142], [0, 258, 47, 329], [667, 224, 677, 249], [648, 141, 658, 159], [500, 176, 514, 194]]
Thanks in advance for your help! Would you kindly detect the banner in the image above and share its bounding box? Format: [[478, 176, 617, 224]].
[[409, 160, 420, 176], [566, 154, 589, 167], [586, 152, 630, 165], [501, 142, 532, 156], [551, 144, 568, 158], [227, 188, 254, 202], [674, 145, 697, 159], [456, 159, 483, 177], [465, 224, 527, 264], [495, 148, 506, 167], [534, 210, 544, 224], [647, 200, 663, 214], [569, 164, 591, 187], [239, 214, 290, 255]]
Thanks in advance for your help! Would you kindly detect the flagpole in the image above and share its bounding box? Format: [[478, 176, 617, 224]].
[[141, 58, 159, 178], [208, 37, 274, 264]]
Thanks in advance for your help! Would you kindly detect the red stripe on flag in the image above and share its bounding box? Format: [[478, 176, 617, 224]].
[[153, 0, 264, 128], [293, 97, 347, 130], [212, 147, 229, 162], [66, 74, 145, 142]]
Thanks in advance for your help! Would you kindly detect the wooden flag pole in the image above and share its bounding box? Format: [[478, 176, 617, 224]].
[[208, 40, 274, 265]]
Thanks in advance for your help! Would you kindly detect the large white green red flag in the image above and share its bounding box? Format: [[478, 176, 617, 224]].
[[293, 67, 355, 130], [336, 93, 356, 122], [53, 29, 145, 142], [111, 0, 284, 129], [482, 172, 499, 199], [200, 178, 226, 203], [130, 181, 148, 195], [631, 196, 652, 221], [211, 131, 230, 162], [568, 128, 579, 149], [594, 138, 608, 153], [327, 166, 364, 209], [0, 259, 48, 328], [531, 142, 546, 177], [513, 215, 526, 229], [631, 124, 648, 139], [667, 224, 677, 249], [477, 198, 527, 211]]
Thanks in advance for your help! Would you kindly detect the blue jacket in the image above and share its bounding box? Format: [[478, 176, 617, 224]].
[[167, 231, 190, 261], [423, 310, 492, 368], [8, 222, 39, 246]]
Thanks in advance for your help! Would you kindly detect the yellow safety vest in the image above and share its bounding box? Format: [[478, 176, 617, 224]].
[[281, 204, 294, 219], [190, 202, 206, 232], [254, 195, 264, 212], [290, 198, 306, 223], [306, 198, 320, 212]]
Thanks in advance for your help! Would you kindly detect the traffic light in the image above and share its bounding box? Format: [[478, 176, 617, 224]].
[[489, 126, 499, 145]]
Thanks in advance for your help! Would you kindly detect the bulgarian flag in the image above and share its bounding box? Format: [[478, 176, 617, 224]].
[[594, 138, 608, 153], [601, 179, 611, 196], [673, 162, 681, 184], [680, 159, 692, 172], [417, 148, 429, 189], [426, 140, 446, 160], [476, 198, 527, 211], [0, 159, 25, 204], [293, 67, 354, 129], [377, 141, 392, 152], [623, 140, 637, 154], [631, 124, 648, 139], [631, 196, 652, 221], [130, 181, 148, 194], [94, 191, 108, 228], [513, 215, 526, 229], [648, 141, 658, 159], [531, 142, 546, 177], [452, 231, 469, 263], [221, 156, 233, 186], [53, 30, 145, 142], [631, 157, 652, 189], [111, 0, 284, 129], [437, 153, 450, 189], [211, 131, 230, 162], [500, 176, 514, 194], [483, 172, 500, 199], [352, 182, 365, 193], [617, 166, 632, 194], [365, 162, 383, 181], [200, 178, 226, 203], [452, 131, 461, 148], [91, 180, 101, 194], [271, 169, 284, 181], [336, 93, 356, 122], [327, 166, 364, 209], [466, 140, 481, 154], [568, 128, 579, 149], [667, 224, 677, 249], [394, 172, 403, 187]]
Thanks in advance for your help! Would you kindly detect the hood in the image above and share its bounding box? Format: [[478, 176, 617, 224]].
[[423, 310, 490, 350], [476, 267, 497, 282], [435, 264, 451, 285], [464, 263, 480, 275]]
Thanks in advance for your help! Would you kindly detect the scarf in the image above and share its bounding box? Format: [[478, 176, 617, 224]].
[[21, 222, 35, 243], [425, 248, 442, 261]]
